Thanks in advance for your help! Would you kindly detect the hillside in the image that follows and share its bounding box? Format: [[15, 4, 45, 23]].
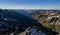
[[0, 9, 58, 35], [30, 10, 60, 35]]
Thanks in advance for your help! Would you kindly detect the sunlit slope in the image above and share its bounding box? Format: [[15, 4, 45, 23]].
[[30, 10, 60, 33]]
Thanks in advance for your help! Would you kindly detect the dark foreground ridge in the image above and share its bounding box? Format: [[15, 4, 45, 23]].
[[0, 9, 58, 35]]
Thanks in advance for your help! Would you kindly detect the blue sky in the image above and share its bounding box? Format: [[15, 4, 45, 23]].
[[0, 0, 60, 9]]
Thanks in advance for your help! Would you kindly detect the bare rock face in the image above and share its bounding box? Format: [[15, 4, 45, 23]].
[[23, 27, 47, 35]]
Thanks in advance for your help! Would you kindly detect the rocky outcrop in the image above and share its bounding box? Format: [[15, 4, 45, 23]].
[[30, 10, 60, 34]]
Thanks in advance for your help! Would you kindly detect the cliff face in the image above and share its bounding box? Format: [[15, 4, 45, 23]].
[[30, 10, 60, 33]]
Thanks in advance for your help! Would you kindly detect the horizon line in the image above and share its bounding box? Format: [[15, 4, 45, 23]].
[[0, 8, 60, 10]]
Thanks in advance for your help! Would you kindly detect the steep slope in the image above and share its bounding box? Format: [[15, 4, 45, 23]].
[[30, 10, 60, 34], [0, 9, 57, 35]]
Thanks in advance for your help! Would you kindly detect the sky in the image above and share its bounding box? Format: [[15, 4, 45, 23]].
[[0, 0, 60, 9]]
